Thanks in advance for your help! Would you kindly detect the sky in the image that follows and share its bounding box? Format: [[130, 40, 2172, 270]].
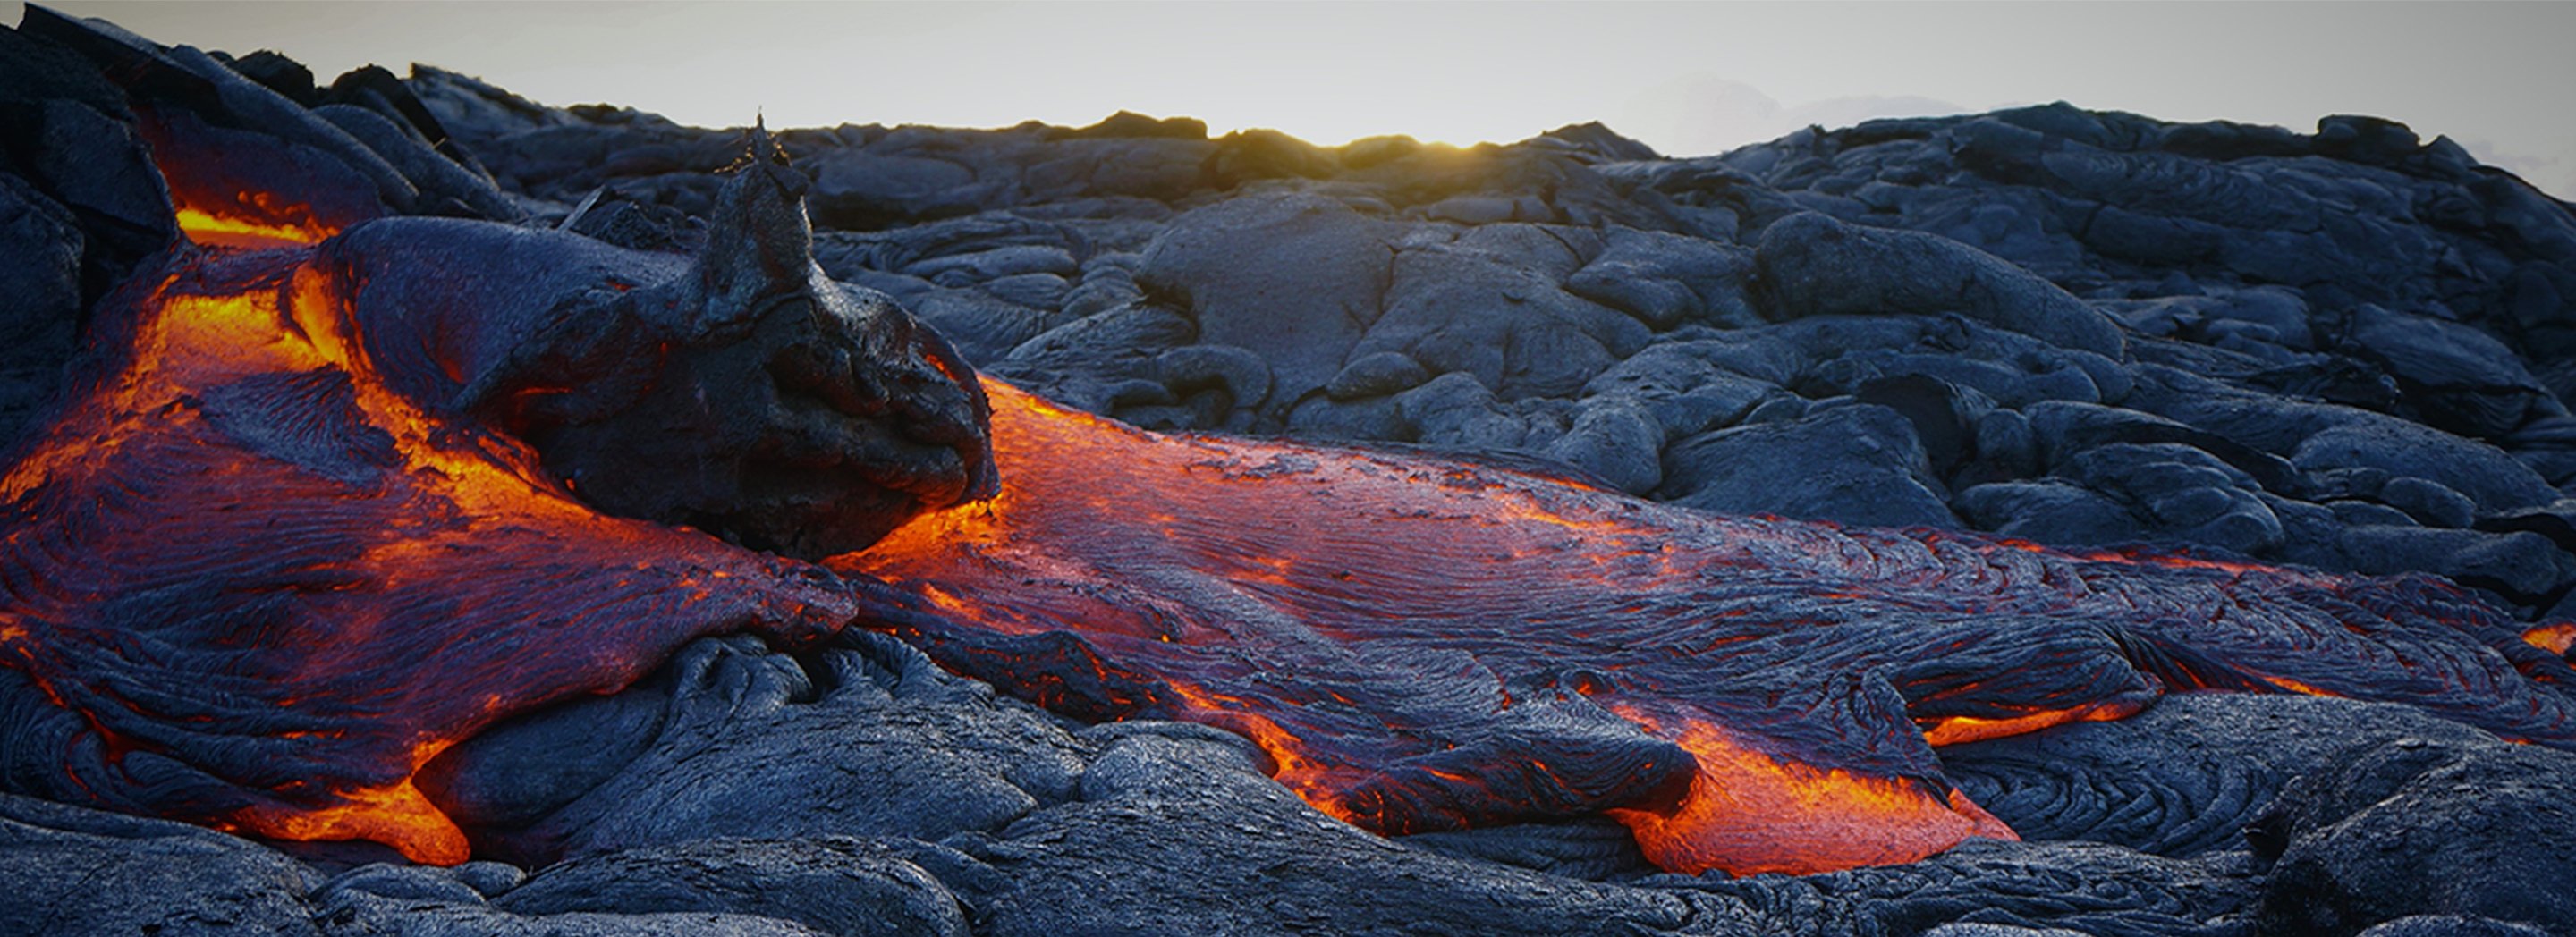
[[26, 1, 2576, 198]]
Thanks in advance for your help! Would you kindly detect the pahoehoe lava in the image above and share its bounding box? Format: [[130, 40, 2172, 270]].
[[843, 377, 2576, 876], [6, 4, 2576, 935]]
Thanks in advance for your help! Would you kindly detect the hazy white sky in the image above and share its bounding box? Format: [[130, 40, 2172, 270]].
[[27, 2, 2576, 197]]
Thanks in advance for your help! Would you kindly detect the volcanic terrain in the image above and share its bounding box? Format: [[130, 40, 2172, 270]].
[[5, 7, 2576, 936]]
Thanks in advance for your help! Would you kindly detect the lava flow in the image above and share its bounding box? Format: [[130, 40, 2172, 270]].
[[11, 192, 2575, 874], [841, 380, 2576, 874], [0, 222, 853, 865], [5, 77, 2576, 874]]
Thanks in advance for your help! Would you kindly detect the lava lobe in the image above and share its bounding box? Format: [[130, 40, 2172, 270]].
[[0, 117, 991, 863], [840, 380, 2576, 874]]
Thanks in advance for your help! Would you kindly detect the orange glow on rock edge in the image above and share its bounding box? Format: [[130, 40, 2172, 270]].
[[1919, 696, 2145, 747], [174, 207, 333, 249], [228, 743, 468, 865], [1606, 709, 2016, 876], [2526, 623, 2576, 656]]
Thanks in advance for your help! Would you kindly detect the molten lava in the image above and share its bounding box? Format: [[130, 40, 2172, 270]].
[[0, 238, 852, 864], [4, 90, 2574, 874], [174, 205, 331, 249], [840, 381, 2576, 874], [11, 224, 2576, 874]]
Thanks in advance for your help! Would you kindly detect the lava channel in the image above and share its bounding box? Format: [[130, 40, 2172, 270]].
[[839, 379, 2576, 875]]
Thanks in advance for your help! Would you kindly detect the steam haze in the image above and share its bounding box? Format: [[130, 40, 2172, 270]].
[[26, 1, 2576, 198]]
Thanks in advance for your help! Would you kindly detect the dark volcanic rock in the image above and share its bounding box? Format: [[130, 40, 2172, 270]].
[[953, 729, 1714, 936], [1953, 480, 2145, 546], [951, 725, 2259, 937], [0, 793, 318, 937], [310, 857, 849, 935], [1659, 403, 1958, 528], [2346, 303, 2559, 440], [0, 174, 82, 447], [422, 634, 1087, 865], [1942, 693, 2493, 858], [1565, 227, 1760, 330], [2252, 734, 2576, 936], [2291, 418, 2557, 514], [1756, 211, 2127, 358], [0, 23, 177, 448], [1136, 191, 1394, 410], [1360, 226, 1648, 401], [349, 128, 1003, 559], [2355, 916, 2555, 937], [491, 838, 970, 937], [1663, 839, 2257, 937]]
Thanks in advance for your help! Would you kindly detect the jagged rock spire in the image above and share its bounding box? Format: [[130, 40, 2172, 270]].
[[693, 115, 817, 331]]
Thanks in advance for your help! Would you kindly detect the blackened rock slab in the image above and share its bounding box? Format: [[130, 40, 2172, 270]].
[[1545, 393, 1665, 494], [2355, 916, 2555, 937], [1565, 227, 1760, 331], [1756, 212, 2126, 359], [341, 131, 997, 558], [2292, 418, 2558, 514], [431, 635, 1089, 866], [313, 102, 521, 222], [0, 25, 174, 290], [1953, 480, 2146, 547], [0, 792, 320, 937], [491, 838, 969, 937], [23, 5, 421, 224], [319, 902, 829, 937], [988, 301, 1197, 414], [1359, 229, 1648, 401], [1941, 693, 2492, 857], [1659, 403, 1959, 528], [2253, 734, 2576, 936], [312, 863, 834, 936], [2334, 525, 2576, 605], [1137, 192, 1394, 409], [1657, 839, 2257, 937], [2347, 303, 2559, 440], [0, 173, 81, 447]]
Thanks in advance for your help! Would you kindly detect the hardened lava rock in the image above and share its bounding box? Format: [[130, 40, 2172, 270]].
[[428, 124, 1000, 558]]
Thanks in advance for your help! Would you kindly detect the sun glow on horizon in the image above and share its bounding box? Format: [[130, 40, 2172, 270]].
[[26, 1, 2576, 192]]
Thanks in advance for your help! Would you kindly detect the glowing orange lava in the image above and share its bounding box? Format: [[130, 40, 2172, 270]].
[[1607, 708, 2016, 875], [2528, 623, 2576, 656], [840, 379, 2576, 876], [1919, 696, 2147, 747], [227, 741, 466, 865], [0, 234, 853, 864], [174, 206, 332, 249]]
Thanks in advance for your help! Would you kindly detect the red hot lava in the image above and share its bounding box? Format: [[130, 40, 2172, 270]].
[[0, 215, 854, 864], [839, 383, 2576, 874], [2, 116, 2572, 875]]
